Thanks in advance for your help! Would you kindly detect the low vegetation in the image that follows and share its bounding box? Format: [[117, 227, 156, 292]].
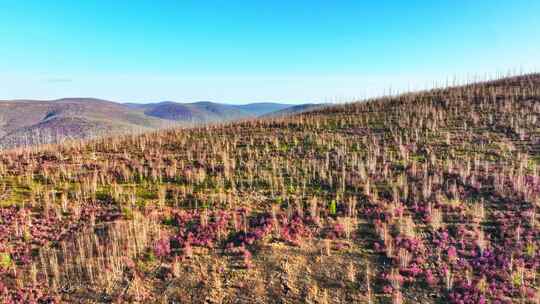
[[1, 74, 540, 303]]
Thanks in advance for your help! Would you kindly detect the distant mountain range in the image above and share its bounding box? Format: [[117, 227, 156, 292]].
[[124, 101, 293, 123], [0, 98, 318, 149]]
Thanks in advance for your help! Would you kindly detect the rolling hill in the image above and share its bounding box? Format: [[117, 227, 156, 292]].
[[132, 101, 252, 123], [1, 74, 539, 303], [234, 102, 293, 116], [127, 101, 296, 122], [0, 98, 168, 149], [261, 103, 326, 117], [0, 99, 308, 149]]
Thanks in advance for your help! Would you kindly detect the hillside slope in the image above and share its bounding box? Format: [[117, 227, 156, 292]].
[[0, 99, 304, 149], [261, 103, 325, 117], [1, 74, 540, 303], [0, 98, 169, 149], [235, 102, 293, 116], [129, 101, 297, 122]]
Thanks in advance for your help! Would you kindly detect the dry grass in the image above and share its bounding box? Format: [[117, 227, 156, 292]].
[[1, 73, 540, 303]]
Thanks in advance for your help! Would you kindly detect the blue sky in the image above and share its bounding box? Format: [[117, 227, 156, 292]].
[[0, 1, 539, 104]]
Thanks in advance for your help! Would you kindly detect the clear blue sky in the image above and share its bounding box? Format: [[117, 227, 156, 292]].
[[0, 1, 539, 104]]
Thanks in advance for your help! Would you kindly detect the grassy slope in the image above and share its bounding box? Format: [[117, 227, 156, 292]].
[[0, 99, 303, 149], [1, 74, 540, 303], [262, 103, 326, 117]]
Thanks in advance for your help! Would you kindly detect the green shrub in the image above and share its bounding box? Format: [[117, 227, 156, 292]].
[[121, 206, 134, 220], [0, 252, 12, 270], [328, 200, 337, 216]]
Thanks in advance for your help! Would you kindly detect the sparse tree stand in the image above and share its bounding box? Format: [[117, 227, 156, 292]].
[[0, 74, 540, 303]]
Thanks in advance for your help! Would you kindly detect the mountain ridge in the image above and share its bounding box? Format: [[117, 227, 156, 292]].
[[0, 98, 313, 149]]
